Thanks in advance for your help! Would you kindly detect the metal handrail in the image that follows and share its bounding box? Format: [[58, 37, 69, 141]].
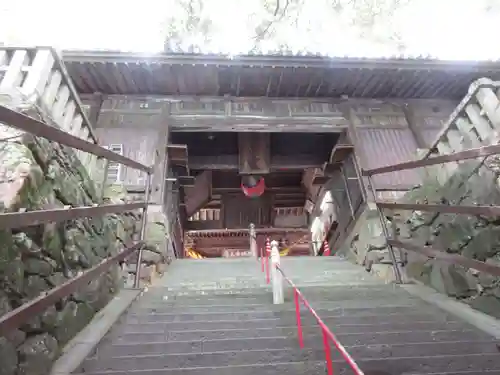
[[0, 104, 151, 172], [275, 264, 364, 375], [0, 74, 155, 334], [359, 105, 500, 281], [362, 143, 500, 177], [376, 202, 500, 217], [0, 241, 144, 336], [0, 103, 153, 287], [388, 239, 500, 277], [0, 202, 147, 229]]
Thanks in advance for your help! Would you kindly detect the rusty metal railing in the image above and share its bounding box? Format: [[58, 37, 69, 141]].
[[0, 242, 143, 336], [361, 77, 500, 284], [363, 141, 500, 283], [0, 102, 153, 335]]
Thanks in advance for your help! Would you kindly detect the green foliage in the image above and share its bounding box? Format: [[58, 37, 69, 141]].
[[162, 0, 412, 54]]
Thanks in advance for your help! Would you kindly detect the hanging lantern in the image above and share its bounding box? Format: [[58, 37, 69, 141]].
[[241, 175, 266, 198]]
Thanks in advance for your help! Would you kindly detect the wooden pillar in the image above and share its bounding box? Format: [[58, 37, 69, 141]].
[[340, 107, 371, 204], [152, 109, 170, 205], [402, 103, 428, 149], [87, 92, 107, 200]]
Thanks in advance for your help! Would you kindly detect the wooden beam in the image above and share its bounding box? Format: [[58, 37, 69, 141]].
[[168, 116, 346, 133], [212, 171, 302, 190], [273, 201, 306, 208], [88, 92, 104, 126], [189, 154, 325, 171], [302, 168, 324, 198], [402, 104, 428, 148], [167, 144, 188, 164], [329, 143, 354, 164], [186, 220, 222, 231], [238, 133, 270, 174], [311, 175, 329, 185], [185, 171, 213, 217], [178, 176, 195, 187]]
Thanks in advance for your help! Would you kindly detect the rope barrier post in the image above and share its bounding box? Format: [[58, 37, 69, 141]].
[[265, 238, 270, 284], [261, 246, 264, 272], [249, 223, 257, 259], [322, 329, 334, 375], [323, 240, 331, 256], [270, 240, 284, 304], [134, 172, 152, 289], [294, 289, 304, 348]]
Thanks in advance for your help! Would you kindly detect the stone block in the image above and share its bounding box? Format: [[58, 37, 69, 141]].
[[407, 262, 432, 285], [409, 223, 433, 247], [0, 99, 143, 374], [469, 295, 500, 319], [141, 249, 163, 265], [461, 165, 500, 208], [429, 263, 474, 298], [460, 226, 500, 261], [16, 333, 58, 375], [431, 214, 479, 252], [370, 264, 397, 283], [0, 337, 18, 375], [385, 147, 500, 320]]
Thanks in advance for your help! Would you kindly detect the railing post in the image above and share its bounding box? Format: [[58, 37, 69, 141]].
[[261, 245, 264, 272], [270, 240, 284, 304], [265, 238, 270, 284], [249, 223, 257, 259], [323, 240, 331, 256], [367, 175, 402, 284], [322, 329, 334, 375], [294, 289, 304, 348], [134, 172, 152, 288]]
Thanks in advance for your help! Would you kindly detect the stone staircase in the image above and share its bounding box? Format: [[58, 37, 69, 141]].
[[73, 257, 500, 375]]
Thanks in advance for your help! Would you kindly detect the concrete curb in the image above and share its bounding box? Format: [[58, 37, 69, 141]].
[[401, 283, 500, 339], [50, 288, 142, 375]]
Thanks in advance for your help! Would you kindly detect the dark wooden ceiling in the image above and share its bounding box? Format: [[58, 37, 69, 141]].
[[171, 131, 338, 211]]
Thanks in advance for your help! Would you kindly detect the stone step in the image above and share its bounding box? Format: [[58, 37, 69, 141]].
[[110, 321, 474, 343], [129, 297, 423, 313], [123, 306, 450, 324], [117, 312, 458, 333], [93, 334, 497, 357], [143, 284, 410, 299], [138, 291, 418, 307], [155, 279, 385, 293], [80, 348, 326, 372], [137, 285, 420, 303], [164, 267, 361, 284], [80, 346, 500, 373], [72, 360, 500, 375]]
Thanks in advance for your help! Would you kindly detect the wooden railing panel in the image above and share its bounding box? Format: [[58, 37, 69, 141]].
[[0, 47, 99, 176]]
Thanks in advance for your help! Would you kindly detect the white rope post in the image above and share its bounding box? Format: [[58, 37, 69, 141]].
[[270, 240, 284, 304], [249, 223, 257, 259]]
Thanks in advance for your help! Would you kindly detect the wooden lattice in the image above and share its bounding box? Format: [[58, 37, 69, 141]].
[[0, 47, 102, 177]]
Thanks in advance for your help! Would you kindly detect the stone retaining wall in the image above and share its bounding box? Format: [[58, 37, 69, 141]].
[[0, 102, 141, 375], [340, 155, 500, 318]]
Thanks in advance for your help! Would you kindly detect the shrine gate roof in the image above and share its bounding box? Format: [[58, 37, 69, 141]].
[[62, 50, 500, 99]]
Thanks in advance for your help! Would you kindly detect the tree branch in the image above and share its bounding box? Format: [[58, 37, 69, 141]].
[[253, 0, 291, 43]]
